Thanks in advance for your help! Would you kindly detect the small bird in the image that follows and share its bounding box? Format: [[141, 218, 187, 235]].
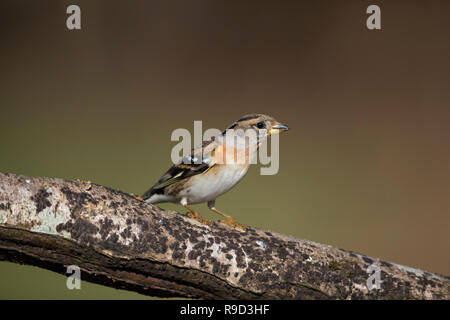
[[139, 114, 289, 230]]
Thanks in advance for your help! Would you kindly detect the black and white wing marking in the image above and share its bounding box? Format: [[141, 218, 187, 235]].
[[141, 139, 217, 200]]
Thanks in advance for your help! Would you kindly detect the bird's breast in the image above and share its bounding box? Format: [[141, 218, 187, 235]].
[[180, 164, 249, 204]]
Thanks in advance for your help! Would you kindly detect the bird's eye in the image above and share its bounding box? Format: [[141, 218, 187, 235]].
[[256, 121, 265, 129]]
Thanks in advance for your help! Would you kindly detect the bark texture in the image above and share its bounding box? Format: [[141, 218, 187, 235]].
[[0, 172, 448, 299]]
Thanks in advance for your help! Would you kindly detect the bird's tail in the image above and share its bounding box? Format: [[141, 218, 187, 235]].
[[141, 187, 167, 203], [141, 187, 155, 202]]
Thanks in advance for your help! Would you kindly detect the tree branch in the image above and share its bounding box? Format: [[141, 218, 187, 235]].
[[0, 172, 448, 299]]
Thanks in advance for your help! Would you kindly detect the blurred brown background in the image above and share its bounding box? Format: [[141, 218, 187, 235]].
[[0, 0, 449, 299]]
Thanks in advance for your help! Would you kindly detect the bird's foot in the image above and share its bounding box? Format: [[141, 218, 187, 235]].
[[135, 195, 144, 201], [187, 211, 212, 227], [219, 217, 246, 231]]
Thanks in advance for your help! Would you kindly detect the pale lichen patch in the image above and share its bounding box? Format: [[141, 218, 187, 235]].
[[424, 287, 433, 299], [31, 206, 69, 235], [10, 187, 36, 225], [0, 210, 7, 224], [30, 191, 72, 236]]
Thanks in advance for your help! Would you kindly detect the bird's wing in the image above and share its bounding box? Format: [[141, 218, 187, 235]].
[[141, 139, 218, 200]]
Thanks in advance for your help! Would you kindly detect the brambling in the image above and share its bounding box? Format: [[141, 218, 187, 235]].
[[139, 114, 289, 230]]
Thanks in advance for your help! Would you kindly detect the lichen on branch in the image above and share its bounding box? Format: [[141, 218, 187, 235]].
[[0, 173, 448, 299]]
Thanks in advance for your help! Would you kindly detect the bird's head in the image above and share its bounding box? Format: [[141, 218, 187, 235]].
[[224, 114, 290, 137]]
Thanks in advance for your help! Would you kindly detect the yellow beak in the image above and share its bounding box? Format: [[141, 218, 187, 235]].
[[268, 123, 290, 135]]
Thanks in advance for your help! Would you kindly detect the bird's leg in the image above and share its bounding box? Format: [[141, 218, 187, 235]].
[[182, 200, 211, 226], [207, 200, 246, 231]]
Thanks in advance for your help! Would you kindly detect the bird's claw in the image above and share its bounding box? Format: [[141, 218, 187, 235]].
[[187, 211, 212, 227], [220, 218, 246, 231]]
